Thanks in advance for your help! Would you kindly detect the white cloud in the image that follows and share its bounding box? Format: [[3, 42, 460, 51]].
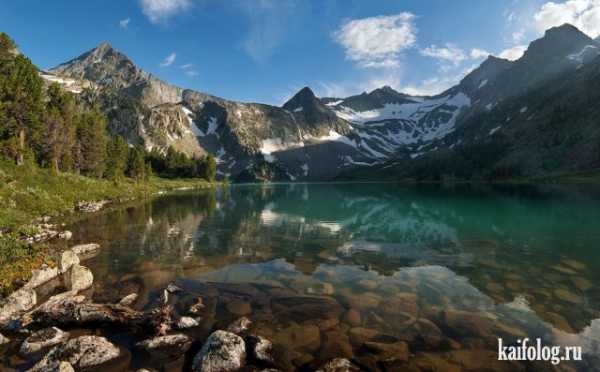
[[533, 0, 600, 38], [240, 0, 297, 64], [470, 48, 490, 59], [179, 63, 198, 76], [119, 18, 131, 29], [420, 43, 467, 65], [160, 52, 177, 67], [498, 45, 527, 60], [139, 0, 192, 24], [333, 12, 417, 69]]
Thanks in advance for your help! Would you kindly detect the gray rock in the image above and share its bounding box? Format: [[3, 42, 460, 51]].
[[70, 243, 100, 260], [118, 293, 139, 307], [66, 264, 93, 292], [316, 358, 360, 372], [226, 316, 252, 335], [192, 330, 246, 372], [188, 297, 205, 314], [0, 287, 37, 325], [76, 200, 108, 213], [57, 250, 79, 273], [176, 316, 199, 329], [136, 334, 191, 360], [246, 335, 274, 364], [58, 231, 73, 240], [26, 265, 59, 289], [20, 327, 70, 356], [0, 332, 9, 345], [166, 283, 182, 293], [28, 335, 120, 371]]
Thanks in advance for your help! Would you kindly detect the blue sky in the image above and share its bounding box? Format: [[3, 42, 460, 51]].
[[2, 0, 600, 104]]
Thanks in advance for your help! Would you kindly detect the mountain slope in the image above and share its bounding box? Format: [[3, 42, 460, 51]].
[[48, 45, 365, 181], [337, 26, 600, 181], [45, 23, 600, 182]]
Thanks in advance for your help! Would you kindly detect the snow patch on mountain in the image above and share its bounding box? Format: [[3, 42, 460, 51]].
[[182, 106, 206, 136]]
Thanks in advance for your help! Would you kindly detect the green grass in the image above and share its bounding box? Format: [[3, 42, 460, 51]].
[[0, 159, 218, 296]]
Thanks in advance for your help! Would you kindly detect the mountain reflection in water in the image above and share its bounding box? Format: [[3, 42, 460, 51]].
[[55, 183, 600, 370]]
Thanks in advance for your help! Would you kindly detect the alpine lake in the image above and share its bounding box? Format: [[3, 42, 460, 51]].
[[4, 182, 600, 371]]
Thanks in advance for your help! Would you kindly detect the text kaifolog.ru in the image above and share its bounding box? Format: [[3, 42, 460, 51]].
[[498, 338, 582, 365]]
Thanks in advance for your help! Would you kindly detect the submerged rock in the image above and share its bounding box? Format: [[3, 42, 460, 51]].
[[189, 297, 205, 314], [226, 317, 252, 335], [246, 335, 274, 364], [176, 316, 199, 329], [226, 299, 252, 316], [136, 334, 191, 360], [28, 335, 120, 371], [118, 293, 139, 307], [20, 327, 70, 356], [0, 287, 37, 325], [192, 330, 246, 372], [166, 283, 182, 293], [316, 358, 360, 372], [363, 341, 409, 362], [341, 308, 361, 327], [66, 264, 93, 292]]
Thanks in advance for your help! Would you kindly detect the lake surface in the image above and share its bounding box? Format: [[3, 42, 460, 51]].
[[26, 183, 600, 370]]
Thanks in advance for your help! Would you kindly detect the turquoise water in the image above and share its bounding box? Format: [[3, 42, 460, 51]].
[[37, 184, 600, 369]]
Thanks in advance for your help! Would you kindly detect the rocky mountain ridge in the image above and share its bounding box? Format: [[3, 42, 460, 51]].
[[43, 23, 600, 181]]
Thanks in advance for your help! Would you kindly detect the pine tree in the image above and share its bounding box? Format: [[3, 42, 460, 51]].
[[105, 135, 129, 181], [76, 108, 107, 177], [40, 83, 76, 172], [127, 146, 146, 181], [144, 162, 153, 182], [0, 34, 44, 165], [203, 154, 217, 182]]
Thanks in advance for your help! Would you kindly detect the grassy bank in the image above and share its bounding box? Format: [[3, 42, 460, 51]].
[[0, 160, 218, 296]]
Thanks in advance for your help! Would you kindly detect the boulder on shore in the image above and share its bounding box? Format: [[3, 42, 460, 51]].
[[70, 243, 100, 260], [246, 335, 274, 365], [135, 334, 191, 361], [19, 327, 70, 357], [25, 265, 59, 289], [28, 335, 120, 371], [192, 330, 246, 372], [0, 287, 37, 326], [66, 264, 93, 292], [57, 250, 79, 273]]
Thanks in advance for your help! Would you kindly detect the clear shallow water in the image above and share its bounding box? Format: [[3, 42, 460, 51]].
[[19, 183, 600, 370]]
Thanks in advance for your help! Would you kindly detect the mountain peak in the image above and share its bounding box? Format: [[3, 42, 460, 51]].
[[96, 41, 112, 50], [283, 86, 319, 111], [525, 23, 592, 59], [545, 23, 584, 38], [371, 85, 399, 95]]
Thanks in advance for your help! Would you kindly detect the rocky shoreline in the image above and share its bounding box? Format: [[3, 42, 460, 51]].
[[0, 242, 362, 371]]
